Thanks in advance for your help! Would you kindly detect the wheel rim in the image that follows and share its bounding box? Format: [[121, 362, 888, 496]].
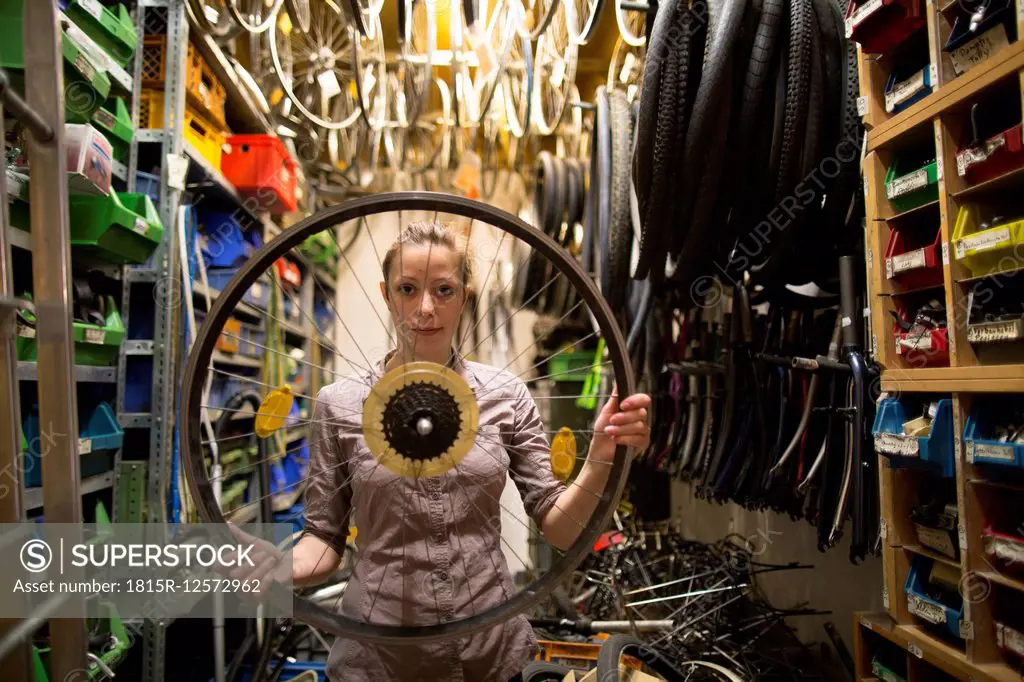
[[226, 0, 286, 34], [531, 1, 578, 136], [181, 192, 635, 645]]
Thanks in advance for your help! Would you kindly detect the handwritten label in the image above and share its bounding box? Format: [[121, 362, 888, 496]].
[[897, 332, 933, 352], [957, 134, 1006, 176], [92, 107, 116, 131], [958, 524, 967, 552], [967, 319, 1023, 344], [987, 535, 1024, 564], [875, 433, 921, 457], [892, 248, 927, 274], [847, 0, 883, 37], [886, 69, 926, 112], [973, 441, 1016, 462], [17, 324, 35, 339], [84, 328, 106, 344], [78, 438, 93, 455], [133, 218, 149, 235], [77, 0, 104, 20], [950, 25, 1010, 76], [942, 242, 949, 265], [916, 525, 957, 558], [74, 52, 96, 81], [956, 226, 1011, 258], [908, 595, 947, 625], [887, 168, 929, 199]]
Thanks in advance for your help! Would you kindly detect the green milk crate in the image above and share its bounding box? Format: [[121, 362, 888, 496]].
[[69, 192, 164, 264], [92, 96, 133, 163], [16, 294, 125, 366], [64, 0, 136, 68], [885, 155, 940, 213]]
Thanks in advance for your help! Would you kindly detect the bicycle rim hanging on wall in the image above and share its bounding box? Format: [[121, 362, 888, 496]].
[[181, 192, 636, 644]]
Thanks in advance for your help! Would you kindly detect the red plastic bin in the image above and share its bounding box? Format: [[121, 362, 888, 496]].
[[846, 0, 926, 55], [894, 323, 949, 366], [885, 227, 943, 292], [957, 124, 1024, 186], [221, 135, 298, 214]]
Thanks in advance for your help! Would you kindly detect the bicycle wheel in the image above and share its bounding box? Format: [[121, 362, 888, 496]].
[[286, 0, 311, 33], [532, 1, 579, 136], [597, 635, 746, 681], [613, 0, 646, 47], [396, 0, 437, 128], [268, 0, 363, 129], [565, 0, 605, 45], [181, 193, 637, 650], [345, 0, 385, 39], [225, 0, 286, 34], [512, 0, 560, 40], [187, 0, 241, 40]]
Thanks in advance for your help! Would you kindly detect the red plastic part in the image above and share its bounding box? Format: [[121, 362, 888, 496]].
[[846, 0, 926, 55], [961, 125, 1024, 186], [894, 321, 949, 366], [982, 526, 1024, 574], [221, 135, 299, 214], [884, 227, 943, 292], [274, 258, 302, 288]]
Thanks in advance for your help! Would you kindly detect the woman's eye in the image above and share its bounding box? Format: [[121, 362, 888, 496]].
[[397, 284, 415, 296], [437, 285, 454, 297]]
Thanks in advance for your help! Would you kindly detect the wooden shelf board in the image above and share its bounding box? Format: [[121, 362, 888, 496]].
[[958, 264, 1024, 284], [879, 198, 942, 222], [973, 662, 1024, 682], [968, 477, 1024, 493], [952, 165, 1024, 200], [868, 42, 1024, 152], [979, 570, 1024, 595], [879, 282, 946, 297], [904, 544, 962, 570], [857, 613, 979, 680], [880, 365, 1024, 392]]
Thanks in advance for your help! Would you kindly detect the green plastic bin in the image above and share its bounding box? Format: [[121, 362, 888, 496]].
[[885, 155, 940, 213], [16, 294, 125, 366], [548, 351, 598, 383], [92, 96, 133, 163], [871, 656, 906, 682], [64, 0, 136, 68], [69, 192, 164, 264], [301, 232, 341, 268]]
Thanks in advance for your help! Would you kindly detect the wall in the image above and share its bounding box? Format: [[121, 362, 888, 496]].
[[672, 480, 883, 651]]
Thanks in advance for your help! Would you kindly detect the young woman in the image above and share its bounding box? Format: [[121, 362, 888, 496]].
[[246, 222, 650, 681]]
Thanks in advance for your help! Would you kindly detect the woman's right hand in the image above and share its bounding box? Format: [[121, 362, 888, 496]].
[[225, 523, 293, 598]]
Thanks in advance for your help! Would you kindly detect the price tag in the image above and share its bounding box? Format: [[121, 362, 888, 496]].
[[909, 595, 947, 624], [92, 107, 116, 131], [78, 438, 93, 455], [950, 25, 1010, 76], [887, 168, 929, 199], [866, 247, 873, 269], [845, 18, 853, 39], [908, 643, 923, 658], [959, 227, 1011, 255], [892, 248, 927, 274], [167, 154, 188, 190], [84, 328, 106, 344], [973, 442, 1016, 462], [989, 536, 1024, 565], [17, 324, 35, 339], [133, 218, 149, 235], [960, 620, 975, 640], [857, 96, 868, 117], [77, 0, 104, 20], [942, 242, 949, 265]]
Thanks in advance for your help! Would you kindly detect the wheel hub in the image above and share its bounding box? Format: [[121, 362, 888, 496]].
[[381, 382, 461, 461]]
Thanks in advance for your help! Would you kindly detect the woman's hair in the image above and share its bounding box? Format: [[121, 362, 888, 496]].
[[381, 221, 475, 290]]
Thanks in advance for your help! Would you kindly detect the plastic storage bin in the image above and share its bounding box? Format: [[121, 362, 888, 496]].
[[904, 556, 965, 639], [845, 0, 926, 55], [884, 226, 943, 291], [63, 0, 136, 68], [204, 270, 270, 310], [141, 36, 227, 127], [547, 351, 597, 383], [135, 171, 161, 202], [91, 96, 133, 164], [962, 401, 1024, 468], [951, 204, 1024, 278], [886, 155, 940, 213], [138, 89, 227, 170], [67, 192, 164, 264], [21, 401, 122, 488], [199, 212, 260, 269], [222, 135, 299, 214], [942, 0, 1014, 77], [982, 527, 1024, 571], [872, 397, 955, 477], [894, 324, 949, 366], [997, 621, 1024, 661], [885, 63, 933, 115], [957, 124, 1024, 186], [16, 295, 124, 366]]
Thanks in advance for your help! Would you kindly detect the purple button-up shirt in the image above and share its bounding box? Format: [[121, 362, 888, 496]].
[[302, 355, 567, 681]]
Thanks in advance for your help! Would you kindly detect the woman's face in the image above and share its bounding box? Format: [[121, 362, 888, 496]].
[[380, 243, 467, 362]]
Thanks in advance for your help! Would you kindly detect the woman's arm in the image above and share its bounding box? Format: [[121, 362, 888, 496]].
[[540, 393, 651, 550], [292, 534, 344, 587]]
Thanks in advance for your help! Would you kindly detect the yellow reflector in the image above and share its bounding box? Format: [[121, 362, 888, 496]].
[[550, 427, 576, 482], [255, 385, 294, 438]]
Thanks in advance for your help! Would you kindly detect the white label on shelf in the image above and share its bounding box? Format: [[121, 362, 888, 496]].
[[849, 0, 883, 31], [990, 536, 1024, 564], [897, 331, 933, 352], [249, 283, 263, 300], [958, 226, 1011, 256], [936, 156, 943, 181], [74, 52, 96, 82], [950, 24, 1011, 76], [942, 242, 950, 265], [78, 437, 92, 455], [92, 107, 116, 131], [133, 218, 149, 235], [885, 257, 894, 279], [874, 433, 920, 457], [17, 324, 35, 339], [880, 518, 888, 540], [867, 247, 873, 269], [619, 52, 636, 84], [908, 595, 947, 625], [166, 154, 188, 190], [916, 525, 957, 558], [930, 64, 938, 85], [872, 334, 879, 357], [967, 319, 1024, 344], [882, 584, 890, 609], [887, 168, 929, 199], [1001, 623, 1024, 656], [84, 328, 106, 344], [317, 69, 343, 100], [908, 643, 923, 658], [78, 0, 104, 20], [845, 18, 853, 39], [958, 524, 967, 552], [892, 248, 927, 274], [857, 95, 869, 117], [886, 70, 926, 112], [960, 620, 975, 640], [973, 442, 1016, 462]]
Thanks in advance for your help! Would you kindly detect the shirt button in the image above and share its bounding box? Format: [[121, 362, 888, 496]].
[[438, 570, 449, 581], [434, 533, 445, 544], [431, 491, 442, 501]]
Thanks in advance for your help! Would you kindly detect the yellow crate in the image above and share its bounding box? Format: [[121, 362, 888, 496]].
[[138, 89, 228, 170], [951, 204, 1024, 278], [141, 36, 227, 127]]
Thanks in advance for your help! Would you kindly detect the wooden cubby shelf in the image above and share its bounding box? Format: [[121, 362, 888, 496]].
[[860, 1, 1024, 679]]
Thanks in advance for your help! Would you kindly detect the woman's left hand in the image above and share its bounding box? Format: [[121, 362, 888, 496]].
[[589, 392, 652, 463]]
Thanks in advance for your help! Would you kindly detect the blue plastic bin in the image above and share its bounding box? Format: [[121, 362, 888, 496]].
[[22, 402, 122, 487], [963, 402, 1024, 469], [904, 556, 964, 639], [872, 398, 955, 477], [199, 212, 261, 269], [204, 269, 269, 310], [885, 65, 934, 115], [135, 171, 160, 202], [208, 374, 258, 411]]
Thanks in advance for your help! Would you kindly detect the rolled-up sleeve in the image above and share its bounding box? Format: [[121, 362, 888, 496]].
[[506, 378, 567, 523], [301, 386, 351, 556]]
